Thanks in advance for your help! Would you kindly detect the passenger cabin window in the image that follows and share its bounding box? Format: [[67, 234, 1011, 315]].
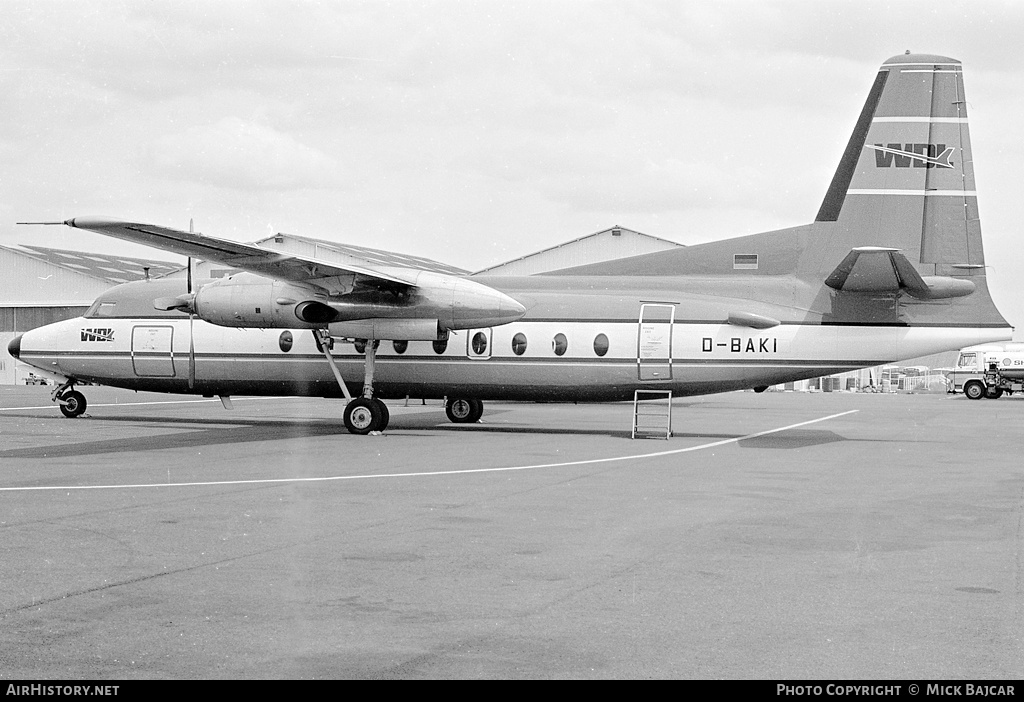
[[471, 332, 488, 355], [593, 333, 609, 357], [432, 339, 448, 354], [393, 340, 408, 354], [353, 339, 380, 354], [552, 333, 567, 356], [511, 332, 527, 356]]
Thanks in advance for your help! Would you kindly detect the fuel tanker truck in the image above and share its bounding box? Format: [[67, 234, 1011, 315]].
[[947, 344, 1024, 399]]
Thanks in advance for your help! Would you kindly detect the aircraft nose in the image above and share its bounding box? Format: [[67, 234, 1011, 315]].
[[7, 334, 21, 359]]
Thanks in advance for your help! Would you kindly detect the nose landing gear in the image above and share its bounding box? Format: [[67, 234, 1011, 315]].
[[51, 380, 88, 418]]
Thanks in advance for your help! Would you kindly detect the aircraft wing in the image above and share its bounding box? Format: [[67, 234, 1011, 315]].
[[58, 217, 418, 294]]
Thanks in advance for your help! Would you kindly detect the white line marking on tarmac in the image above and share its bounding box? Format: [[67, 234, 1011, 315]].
[[0, 410, 858, 492]]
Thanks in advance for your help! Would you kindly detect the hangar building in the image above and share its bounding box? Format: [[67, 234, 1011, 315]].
[[473, 226, 683, 275], [1, 244, 177, 385]]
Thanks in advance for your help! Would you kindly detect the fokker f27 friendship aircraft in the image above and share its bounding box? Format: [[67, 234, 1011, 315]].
[[11, 53, 1013, 434]]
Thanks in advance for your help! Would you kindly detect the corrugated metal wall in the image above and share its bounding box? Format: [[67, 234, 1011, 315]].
[[0, 247, 112, 305]]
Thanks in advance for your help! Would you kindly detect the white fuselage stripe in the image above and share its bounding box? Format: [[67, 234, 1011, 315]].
[[846, 190, 976, 197], [872, 117, 967, 123], [882, 63, 961, 69]]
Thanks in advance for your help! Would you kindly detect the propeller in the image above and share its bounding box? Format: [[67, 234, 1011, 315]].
[[187, 219, 196, 389]]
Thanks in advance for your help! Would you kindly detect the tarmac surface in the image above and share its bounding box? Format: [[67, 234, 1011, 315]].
[[0, 386, 1021, 679]]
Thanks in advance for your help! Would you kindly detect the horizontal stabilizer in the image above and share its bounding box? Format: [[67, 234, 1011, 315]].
[[825, 248, 975, 299]]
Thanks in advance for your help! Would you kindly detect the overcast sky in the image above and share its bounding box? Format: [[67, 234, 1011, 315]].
[[2, 0, 1023, 336]]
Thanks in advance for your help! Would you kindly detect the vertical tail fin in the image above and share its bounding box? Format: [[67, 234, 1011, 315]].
[[816, 53, 982, 276]]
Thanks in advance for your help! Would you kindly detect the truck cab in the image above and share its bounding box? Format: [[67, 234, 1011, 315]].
[[947, 345, 1024, 399]]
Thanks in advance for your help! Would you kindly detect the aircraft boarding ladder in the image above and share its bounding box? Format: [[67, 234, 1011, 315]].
[[631, 389, 673, 439]]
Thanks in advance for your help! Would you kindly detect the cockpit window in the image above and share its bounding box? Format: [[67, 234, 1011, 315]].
[[86, 300, 117, 318], [83, 280, 192, 318]]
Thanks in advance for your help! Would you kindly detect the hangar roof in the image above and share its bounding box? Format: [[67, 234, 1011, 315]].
[[473, 226, 683, 276], [4, 244, 179, 284]]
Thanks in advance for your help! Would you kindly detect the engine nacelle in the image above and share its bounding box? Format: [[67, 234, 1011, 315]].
[[328, 318, 446, 341], [192, 273, 327, 328]]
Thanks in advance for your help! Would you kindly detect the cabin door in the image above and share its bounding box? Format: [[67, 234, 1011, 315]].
[[637, 303, 674, 381], [132, 325, 176, 377]]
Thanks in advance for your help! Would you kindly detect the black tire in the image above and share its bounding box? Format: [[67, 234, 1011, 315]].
[[344, 397, 383, 435], [373, 398, 390, 432], [59, 390, 87, 418], [446, 397, 483, 423], [964, 381, 986, 400], [985, 386, 1004, 399]]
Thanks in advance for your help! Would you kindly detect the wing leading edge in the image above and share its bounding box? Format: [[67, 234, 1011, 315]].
[[61, 217, 417, 294]]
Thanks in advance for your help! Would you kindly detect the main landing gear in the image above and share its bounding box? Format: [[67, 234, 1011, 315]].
[[314, 329, 391, 435], [313, 329, 486, 435], [445, 397, 483, 424], [343, 396, 390, 435], [52, 380, 87, 418]]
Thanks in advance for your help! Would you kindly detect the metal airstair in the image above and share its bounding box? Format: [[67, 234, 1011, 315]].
[[631, 389, 673, 439]]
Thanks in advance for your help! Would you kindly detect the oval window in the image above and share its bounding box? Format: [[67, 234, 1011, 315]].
[[432, 338, 448, 355], [511, 332, 527, 356], [471, 332, 488, 355], [593, 333, 609, 357], [393, 340, 408, 354], [354, 339, 379, 354], [279, 330, 294, 353], [552, 333, 567, 356]]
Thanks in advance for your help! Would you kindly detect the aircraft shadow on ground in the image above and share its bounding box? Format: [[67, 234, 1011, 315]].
[[736, 429, 847, 450], [0, 410, 851, 459]]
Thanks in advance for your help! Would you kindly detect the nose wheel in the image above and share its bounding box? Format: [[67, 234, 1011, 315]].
[[52, 381, 88, 418]]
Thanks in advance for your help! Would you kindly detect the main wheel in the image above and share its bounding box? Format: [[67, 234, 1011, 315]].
[[963, 381, 986, 400], [445, 398, 484, 424], [344, 397, 384, 435], [59, 390, 87, 418], [985, 386, 1004, 399], [373, 398, 390, 432]]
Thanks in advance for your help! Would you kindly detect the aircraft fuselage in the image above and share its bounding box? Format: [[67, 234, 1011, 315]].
[[12, 275, 1009, 402]]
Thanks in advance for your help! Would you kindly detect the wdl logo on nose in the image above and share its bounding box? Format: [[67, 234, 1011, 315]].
[[80, 328, 114, 342]]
